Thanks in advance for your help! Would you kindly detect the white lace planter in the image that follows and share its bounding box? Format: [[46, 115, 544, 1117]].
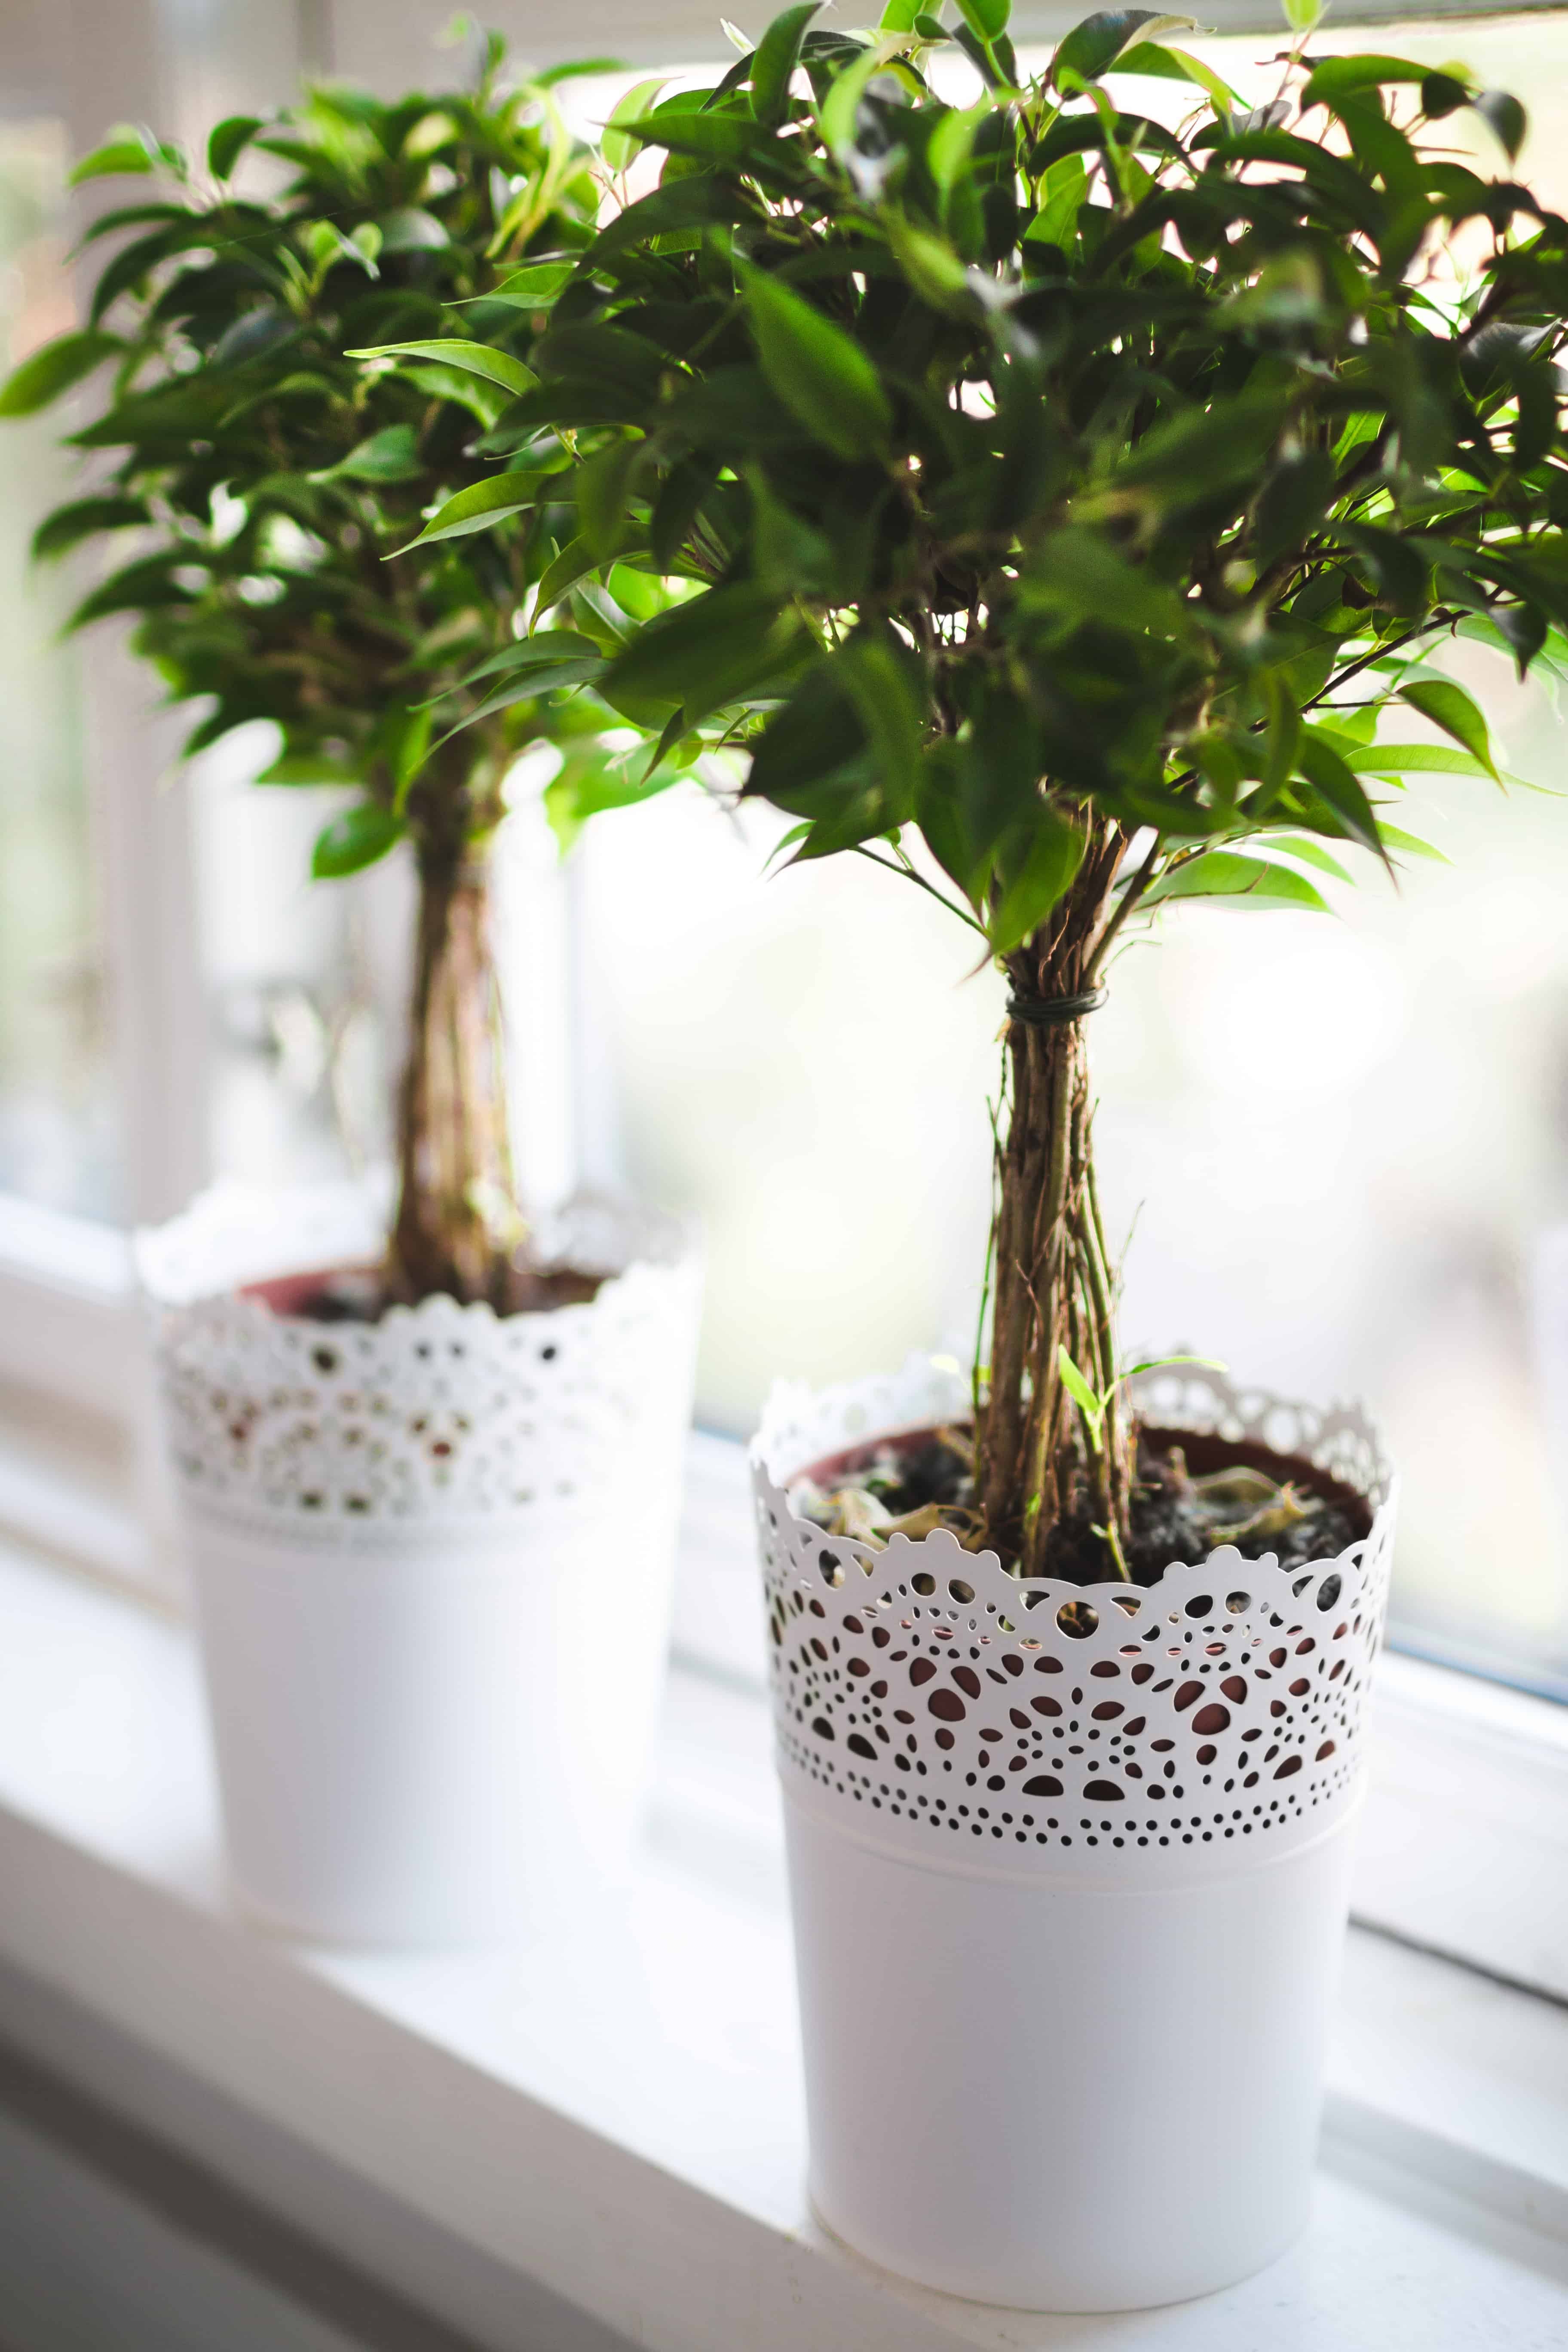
[[138, 1181, 701, 1945], [752, 1359, 1396, 2313]]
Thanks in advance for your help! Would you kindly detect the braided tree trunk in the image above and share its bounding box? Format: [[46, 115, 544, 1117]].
[[977, 819, 1134, 1579], [386, 833, 524, 1311]]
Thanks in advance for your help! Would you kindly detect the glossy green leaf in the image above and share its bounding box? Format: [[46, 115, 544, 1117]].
[[312, 424, 424, 484], [31, 494, 147, 560], [311, 802, 403, 878], [545, 747, 680, 854], [1057, 1345, 1106, 1435], [68, 135, 155, 187], [1347, 743, 1500, 780], [738, 264, 892, 463], [988, 806, 1086, 954], [346, 339, 536, 399], [818, 43, 890, 163], [207, 115, 262, 178], [65, 552, 200, 630], [957, 0, 1011, 43], [601, 77, 668, 173], [600, 580, 803, 725], [753, 3, 823, 125], [377, 206, 447, 252], [533, 534, 601, 615], [1472, 89, 1526, 161], [1397, 677, 1499, 778], [1142, 852, 1332, 913], [0, 330, 121, 418], [255, 749, 366, 787], [481, 259, 577, 306], [389, 470, 545, 553], [1053, 9, 1196, 87], [1296, 728, 1387, 858]]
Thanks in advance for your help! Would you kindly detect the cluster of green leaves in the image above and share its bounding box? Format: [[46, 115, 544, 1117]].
[[0, 42, 683, 881], [375, 0, 1568, 950]]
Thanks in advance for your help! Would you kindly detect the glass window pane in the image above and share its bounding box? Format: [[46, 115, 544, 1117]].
[[0, 120, 117, 1218]]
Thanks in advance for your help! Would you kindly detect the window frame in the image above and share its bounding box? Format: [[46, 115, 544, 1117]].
[[0, 0, 1566, 2006]]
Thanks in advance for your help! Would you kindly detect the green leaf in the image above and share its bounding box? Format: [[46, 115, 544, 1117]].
[[1471, 89, 1526, 162], [481, 258, 577, 305], [590, 178, 752, 258], [436, 631, 604, 702], [31, 494, 147, 560], [1115, 41, 1234, 116], [1257, 832, 1353, 884], [1253, 449, 1335, 572], [1300, 55, 1430, 107], [545, 747, 680, 855], [602, 76, 668, 174], [0, 329, 121, 418], [599, 580, 804, 726], [836, 630, 926, 802], [388, 470, 544, 554], [346, 338, 536, 399], [957, 0, 1011, 43], [1347, 742, 1500, 780], [575, 435, 643, 563], [1057, 1345, 1106, 1437], [1296, 727, 1387, 858], [256, 749, 366, 787], [1378, 822, 1449, 864], [1053, 9, 1196, 88], [1397, 677, 1499, 778], [987, 805, 1086, 953], [1112, 390, 1288, 505], [311, 802, 403, 879], [377, 206, 448, 252], [68, 135, 155, 187], [533, 533, 600, 616], [1017, 526, 1192, 638], [753, 3, 823, 126], [746, 662, 867, 806], [1142, 851, 1332, 913], [620, 103, 765, 168], [882, 211, 974, 310], [64, 552, 199, 630], [739, 263, 893, 464], [748, 468, 837, 595], [819, 43, 890, 164], [207, 115, 261, 178], [312, 424, 425, 484]]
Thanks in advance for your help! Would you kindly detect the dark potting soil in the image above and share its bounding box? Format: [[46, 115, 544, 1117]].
[[800, 1423, 1367, 1586], [242, 1261, 605, 1324]]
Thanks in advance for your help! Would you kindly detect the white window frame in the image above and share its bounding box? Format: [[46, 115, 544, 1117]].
[[1, 0, 1566, 2010]]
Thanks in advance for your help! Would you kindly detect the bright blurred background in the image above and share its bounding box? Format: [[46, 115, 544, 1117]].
[[5, 13, 1568, 1689]]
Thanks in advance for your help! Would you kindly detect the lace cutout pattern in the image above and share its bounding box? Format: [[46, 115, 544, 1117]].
[[753, 1358, 1393, 1875]]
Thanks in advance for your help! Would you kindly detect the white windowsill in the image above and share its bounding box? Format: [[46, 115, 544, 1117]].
[[0, 1506, 1566, 2349]]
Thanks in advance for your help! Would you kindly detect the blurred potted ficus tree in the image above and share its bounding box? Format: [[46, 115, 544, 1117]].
[[374, 0, 1568, 2302], [1, 41, 701, 1947]]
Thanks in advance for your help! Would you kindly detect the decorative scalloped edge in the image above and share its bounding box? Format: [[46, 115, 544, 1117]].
[[138, 1180, 701, 1538], [750, 1357, 1394, 1880]]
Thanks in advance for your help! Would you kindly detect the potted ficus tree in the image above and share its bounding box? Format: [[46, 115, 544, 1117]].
[[2, 45, 700, 1945], [374, 0, 1568, 2305]]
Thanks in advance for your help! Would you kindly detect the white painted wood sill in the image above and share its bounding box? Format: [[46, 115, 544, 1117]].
[[0, 1513, 1565, 2349]]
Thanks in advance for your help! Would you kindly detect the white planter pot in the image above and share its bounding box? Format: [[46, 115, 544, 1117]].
[[138, 1181, 701, 1945], [752, 1357, 1396, 2312]]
